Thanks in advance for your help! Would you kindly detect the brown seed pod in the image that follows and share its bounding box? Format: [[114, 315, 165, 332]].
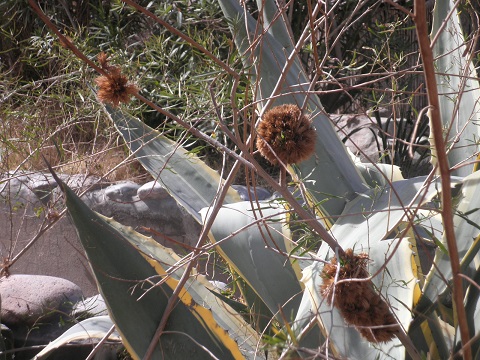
[[320, 248, 399, 343], [97, 51, 110, 70], [94, 53, 138, 107], [256, 104, 316, 165]]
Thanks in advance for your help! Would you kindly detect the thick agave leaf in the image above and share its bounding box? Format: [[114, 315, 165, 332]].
[[355, 162, 404, 188], [55, 175, 263, 360], [33, 316, 121, 360], [424, 171, 480, 301], [200, 201, 303, 324], [103, 104, 241, 223], [112, 214, 264, 358], [431, 0, 480, 177], [218, 0, 367, 218], [294, 176, 456, 359], [255, 0, 294, 52], [420, 171, 480, 354], [301, 238, 415, 359], [330, 176, 448, 244], [464, 264, 480, 357], [346, 148, 404, 187]]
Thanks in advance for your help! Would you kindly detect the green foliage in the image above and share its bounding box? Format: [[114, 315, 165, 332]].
[[0, 0, 241, 181]]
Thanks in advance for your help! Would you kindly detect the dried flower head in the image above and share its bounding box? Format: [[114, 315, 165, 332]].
[[94, 53, 138, 107], [97, 52, 110, 70], [256, 104, 316, 165], [320, 249, 399, 343]]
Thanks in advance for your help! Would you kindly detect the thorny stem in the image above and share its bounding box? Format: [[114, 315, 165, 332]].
[[413, 1, 471, 359], [279, 166, 287, 188]]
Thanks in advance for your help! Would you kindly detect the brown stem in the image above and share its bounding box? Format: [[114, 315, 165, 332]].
[[279, 166, 287, 188], [413, 1, 471, 359]]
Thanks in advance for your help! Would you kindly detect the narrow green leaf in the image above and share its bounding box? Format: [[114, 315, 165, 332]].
[[103, 104, 241, 223], [461, 235, 480, 271]]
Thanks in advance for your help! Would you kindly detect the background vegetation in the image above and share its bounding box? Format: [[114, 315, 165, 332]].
[[2, 0, 480, 359], [3, 0, 469, 181]]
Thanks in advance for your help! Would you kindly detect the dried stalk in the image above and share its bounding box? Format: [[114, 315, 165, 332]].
[[413, 1, 471, 359]]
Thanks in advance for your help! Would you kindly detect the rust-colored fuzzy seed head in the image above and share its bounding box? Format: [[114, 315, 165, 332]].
[[94, 53, 138, 107], [256, 104, 316, 165], [320, 248, 399, 343], [97, 51, 110, 70]]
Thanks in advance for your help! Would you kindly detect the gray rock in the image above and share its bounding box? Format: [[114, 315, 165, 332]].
[[0, 173, 39, 206], [0, 274, 83, 327], [82, 181, 202, 255], [104, 181, 140, 202], [0, 174, 202, 297], [137, 181, 171, 201], [72, 294, 108, 318], [0, 275, 84, 359], [0, 172, 104, 208], [332, 114, 380, 162]]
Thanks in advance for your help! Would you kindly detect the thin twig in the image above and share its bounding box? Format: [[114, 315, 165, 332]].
[[133, 93, 256, 171], [382, 0, 414, 17], [120, 0, 237, 78], [414, 1, 471, 359], [85, 325, 117, 360], [28, 0, 106, 76]]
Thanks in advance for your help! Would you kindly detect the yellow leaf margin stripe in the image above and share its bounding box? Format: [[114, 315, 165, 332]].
[[139, 251, 246, 360]]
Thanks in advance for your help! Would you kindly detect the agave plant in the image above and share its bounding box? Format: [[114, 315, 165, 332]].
[[32, 0, 480, 359]]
